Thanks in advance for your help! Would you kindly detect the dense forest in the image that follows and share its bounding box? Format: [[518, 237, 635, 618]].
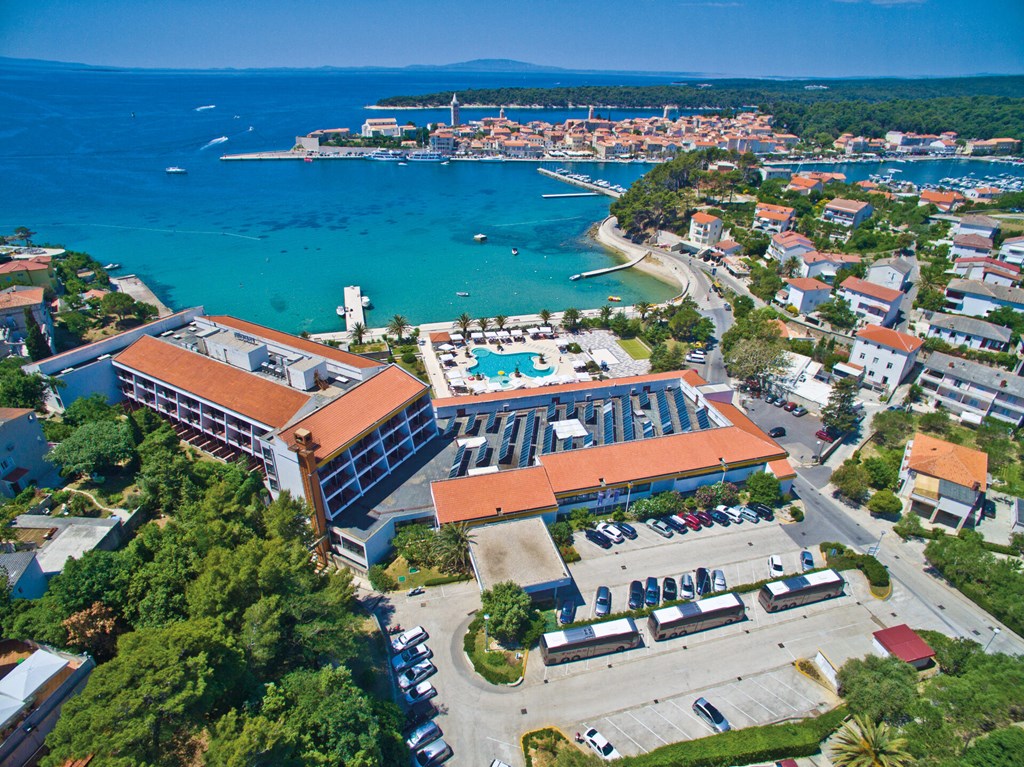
[[376, 78, 1024, 140]]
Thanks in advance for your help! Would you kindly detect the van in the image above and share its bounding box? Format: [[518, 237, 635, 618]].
[[725, 506, 745, 524], [740, 507, 760, 524]]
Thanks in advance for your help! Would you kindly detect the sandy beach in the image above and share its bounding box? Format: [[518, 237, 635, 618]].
[[591, 216, 688, 297]]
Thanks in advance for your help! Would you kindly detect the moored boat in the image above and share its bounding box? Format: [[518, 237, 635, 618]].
[[456, 291, 470, 297], [367, 149, 403, 161], [473, 233, 487, 242], [165, 166, 187, 174]]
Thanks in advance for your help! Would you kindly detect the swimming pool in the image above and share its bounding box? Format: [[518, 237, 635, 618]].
[[469, 348, 554, 384]]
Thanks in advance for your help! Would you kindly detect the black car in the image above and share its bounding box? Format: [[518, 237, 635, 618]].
[[558, 600, 577, 625], [708, 509, 730, 526], [747, 502, 775, 521], [662, 576, 678, 602], [695, 567, 712, 597], [628, 580, 645, 610], [644, 576, 661, 606], [614, 521, 638, 540], [662, 515, 686, 533], [768, 426, 786, 438], [584, 528, 612, 549]]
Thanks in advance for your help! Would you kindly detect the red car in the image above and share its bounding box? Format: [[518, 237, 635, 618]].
[[683, 513, 702, 531], [783, 401, 798, 412], [816, 427, 839, 443], [695, 510, 713, 527]]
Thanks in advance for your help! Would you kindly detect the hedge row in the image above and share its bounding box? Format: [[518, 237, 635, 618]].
[[463, 615, 524, 685], [423, 573, 473, 587], [896, 525, 1020, 556], [819, 542, 890, 588], [622, 707, 848, 767]]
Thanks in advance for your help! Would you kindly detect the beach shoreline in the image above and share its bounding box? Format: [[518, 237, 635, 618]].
[[590, 217, 687, 297]]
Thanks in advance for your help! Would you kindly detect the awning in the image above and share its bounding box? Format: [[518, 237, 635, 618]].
[[438, 343, 455, 351]]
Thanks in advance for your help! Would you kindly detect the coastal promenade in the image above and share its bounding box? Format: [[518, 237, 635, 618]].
[[111, 275, 172, 317], [537, 167, 621, 197]]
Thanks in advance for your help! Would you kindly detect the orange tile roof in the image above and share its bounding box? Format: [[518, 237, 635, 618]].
[[826, 198, 870, 213], [855, 325, 924, 353], [908, 433, 987, 491], [0, 286, 45, 310], [432, 466, 557, 524], [429, 331, 452, 344], [757, 210, 794, 222], [114, 335, 310, 428], [769, 458, 797, 480], [803, 251, 861, 265], [204, 315, 382, 370], [432, 370, 707, 409], [0, 260, 49, 273], [287, 365, 428, 462], [786, 277, 831, 292], [691, 212, 720, 224], [840, 276, 903, 303], [0, 407, 34, 421], [540, 424, 784, 495], [756, 203, 795, 216]]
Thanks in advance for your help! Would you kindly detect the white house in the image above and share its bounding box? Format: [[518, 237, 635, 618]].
[[951, 257, 1019, 287], [950, 234, 994, 260], [798, 251, 862, 282], [822, 198, 873, 228], [767, 231, 815, 263], [865, 257, 913, 292], [944, 278, 1024, 318], [919, 352, 1024, 426], [925, 312, 1013, 352], [954, 214, 1000, 240], [837, 277, 904, 327], [752, 203, 796, 234], [688, 212, 723, 247], [999, 235, 1024, 267], [783, 277, 833, 314], [849, 325, 924, 392]]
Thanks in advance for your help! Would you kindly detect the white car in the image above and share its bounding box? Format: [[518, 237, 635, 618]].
[[391, 643, 432, 672], [391, 625, 428, 654], [768, 555, 784, 578], [397, 660, 436, 691], [583, 727, 621, 760], [596, 522, 623, 543]]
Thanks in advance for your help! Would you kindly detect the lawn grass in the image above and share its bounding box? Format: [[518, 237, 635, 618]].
[[618, 337, 651, 360], [463, 618, 525, 685], [523, 728, 586, 767], [384, 555, 448, 589]]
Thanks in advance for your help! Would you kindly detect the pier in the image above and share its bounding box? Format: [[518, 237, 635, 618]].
[[342, 285, 366, 329], [111, 275, 172, 317], [570, 251, 649, 281], [537, 168, 622, 198], [542, 192, 600, 198]]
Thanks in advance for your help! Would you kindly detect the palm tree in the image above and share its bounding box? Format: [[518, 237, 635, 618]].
[[476, 316, 490, 333], [387, 314, 411, 342], [538, 309, 552, 325], [493, 314, 509, 332], [561, 307, 582, 332], [454, 313, 473, 338], [830, 715, 912, 767], [435, 523, 474, 574], [349, 322, 366, 346], [635, 301, 653, 322], [598, 305, 612, 328]]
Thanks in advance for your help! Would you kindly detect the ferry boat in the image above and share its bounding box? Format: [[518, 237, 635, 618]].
[[165, 166, 187, 174], [473, 233, 487, 242], [408, 151, 446, 162], [367, 150, 403, 161]]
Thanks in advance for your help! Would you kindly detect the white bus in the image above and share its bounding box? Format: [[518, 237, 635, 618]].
[[758, 569, 845, 612], [539, 617, 641, 665], [647, 593, 746, 641]]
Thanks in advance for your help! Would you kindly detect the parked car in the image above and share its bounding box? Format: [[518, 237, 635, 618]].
[[708, 508, 730, 526], [414, 738, 453, 766], [585, 528, 613, 549], [595, 586, 612, 617], [764, 394, 777, 405], [712, 569, 727, 592], [558, 600, 577, 625], [628, 580, 645, 610], [816, 427, 840, 443], [404, 700, 438, 730], [773, 398, 787, 408], [391, 626, 429, 654], [662, 515, 687, 533], [693, 697, 731, 733], [647, 518, 674, 538], [685, 353, 706, 364], [406, 721, 443, 752], [695, 567, 711, 597], [662, 576, 678, 602], [392, 643, 432, 672], [792, 405, 808, 417], [596, 522, 623, 543], [768, 554, 784, 578], [783, 401, 798, 412], [397, 660, 437, 691], [583, 727, 621, 761], [724, 506, 745, 524], [740, 506, 760, 523], [614, 521, 638, 539], [680, 572, 695, 600], [404, 681, 438, 706], [683, 513, 702, 531], [644, 576, 661, 606], [695, 510, 713, 527], [747, 502, 775, 521], [768, 426, 786, 438], [801, 550, 815, 572]]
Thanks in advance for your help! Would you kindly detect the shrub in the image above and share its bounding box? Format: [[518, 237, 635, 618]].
[[367, 564, 396, 592], [559, 545, 581, 563], [867, 489, 903, 516], [894, 511, 926, 539], [566, 342, 583, 354], [789, 506, 805, 522], [423, 573, 472, 587], [548, 520, 574, 547], [819, 541, 889, 588], [568, 508, 592, 530]]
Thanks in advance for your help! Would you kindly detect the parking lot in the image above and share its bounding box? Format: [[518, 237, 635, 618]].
[[740, 394, 827, 466]]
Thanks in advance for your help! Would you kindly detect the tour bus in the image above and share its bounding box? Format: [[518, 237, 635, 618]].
[[758, 569, 845, 613], [539, 617, 642, 665], [647, 593, 746, 641]]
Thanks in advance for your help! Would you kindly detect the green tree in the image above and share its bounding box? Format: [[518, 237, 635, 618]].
[[386, 314, 411, 341], [731, 294, 755, 319], [547, 521, 574, 547], [832, 461, 872, 503], [830, 714, 913, 767], [724, 337, 787, 390], [454, 313, 473, 338], [745, 471, 781, 506], [817, 297, 858, 329], [349, 321, 366, 345], [821, 376, 860, 434], [868, 489, 903, 516], [837, 654, 919, 725], [493, 314, 509, 332], [0, 358, 48, 410], [391, 523, 437, 568], [435, 522, 473, 573], [99, 291, 137, 321], [870, 409, 915, 449], [13, 226, 35, 245], [862, 455, 899, 490], [62, 393, 119, 427], [633, 301, 653, 322], [480, 581, 534, 645], [960, 726, 1024, 767], [561, 307, 582, 332], [648, 343, 684, 373], [23, 308, 50, 360], [46, 420, 137, 477], [475, 316, 490, 333], [538, 309, 552, 325]]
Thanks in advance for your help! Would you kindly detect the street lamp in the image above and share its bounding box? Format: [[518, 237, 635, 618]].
[[815, 440, 822, 464], [719, 457, 727, 485], [984, 626, 1001, 653], [483, 613, 491, 650], [870, 530, 886, 556], [625, 482, 633, 516]]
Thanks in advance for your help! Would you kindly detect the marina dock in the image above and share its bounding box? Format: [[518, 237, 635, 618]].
[[570, 251, 649, 281], [538, 168, 622, 198], [111, 275, 172, 317], [542, 192, 600, 198], [342, 285, 366, 329]]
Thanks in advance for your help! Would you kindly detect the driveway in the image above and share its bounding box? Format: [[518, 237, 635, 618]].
[[740, 393, 827, 466]]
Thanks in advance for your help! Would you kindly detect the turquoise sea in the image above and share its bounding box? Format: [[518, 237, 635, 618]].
[[3, 62, 1023, 333]]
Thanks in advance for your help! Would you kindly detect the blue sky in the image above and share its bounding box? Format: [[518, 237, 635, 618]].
[[1, 0, 1022, 76]]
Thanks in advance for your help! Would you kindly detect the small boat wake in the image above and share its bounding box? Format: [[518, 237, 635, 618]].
[[200, 136, 229, 150], [194, 104, 216, 111]]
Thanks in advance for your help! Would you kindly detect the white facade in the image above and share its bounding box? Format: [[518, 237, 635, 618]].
[[784, 280, 832, 314], [919, 352, 1024, 426], [838, 280, 903, 328], [999, 237, 1024, 267], [822, 199, 873, 228], [850, 333, 921, 391], [865, 259, 911, 292], [688, 214, 723, 247], [944, 279, 1024, 318]]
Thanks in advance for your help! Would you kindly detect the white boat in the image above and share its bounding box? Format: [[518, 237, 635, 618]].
[[473, 233, 487, 242], [361, 296, 372, 309], [102, 263, 120, 270], [408, 151, 446, 162], [367, 150, 403, 161], [165, 166, 187, 174], [456, 291, 470, 297], [479, 155, 505, 162]]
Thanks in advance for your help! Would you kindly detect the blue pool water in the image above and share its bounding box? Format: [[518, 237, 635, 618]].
[[469, 348, 553, 383]]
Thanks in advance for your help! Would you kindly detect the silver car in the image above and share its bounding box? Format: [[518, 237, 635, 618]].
[[646, 518, 673, 538], [405, 721, 442, 751], [397, 660, 436, 691], [680, 572, 695, 600], [415, 737, 452, 766], [712, 569, 727, 592], [391, 625, 428, 654], [693, 697, 731, 733], [391, 643, 432, 673]]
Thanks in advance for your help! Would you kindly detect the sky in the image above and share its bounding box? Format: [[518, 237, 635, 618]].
[[1, 0, 1022, 77]]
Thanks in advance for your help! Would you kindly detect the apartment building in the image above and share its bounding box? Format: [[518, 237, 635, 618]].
[[951, 257, 1019, 287], [688, 212, 723, 247], [919, 352, 1024, 426], [950, 234, 994, 260], [865, 257, 912, 292], [752, 203, 796, 234], [944, 278, 1024, 318], [849, 326, 923, 392], [999, 236, 1024, 267], [798, 251, 862, 282], [954, 214, 1000, 240], [783, 277, 832, 314], [837, 277, 904, 327], [0, 286, 53, 357], [767, 231, 815, 264], [925, 313, 1014, 352], [0, 408, 53, 497], [822, 198, 873, 228]]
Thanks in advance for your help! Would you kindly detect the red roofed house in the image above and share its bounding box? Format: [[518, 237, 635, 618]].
[[951, 233, 993, 260], [798, 251, 862, 282], [767, 231, 815, 264], [783, 277, 832, 314], [919, 189, 964, 212], [0, 258, 55, 290], [753, 203, 796, 234], [786, 175, 823, 195], [849, 326, 924, 392], [688, 212, 723, 247], [822, 198, 873, 228], [952, 257, 1019, 287], [0, 286, 54, 357], [873, 624, 935, 669], [899, 433, 988, 531], [837, 277, 905, 327]]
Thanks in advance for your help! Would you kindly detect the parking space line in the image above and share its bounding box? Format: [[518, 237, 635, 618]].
[[767, 673, 820, 708], [644, 704, 688, 737], [667, 697, 709, 731], [602, 716, 648, 754], [624, 710, 668, 745], [726, 682, 778, 718]]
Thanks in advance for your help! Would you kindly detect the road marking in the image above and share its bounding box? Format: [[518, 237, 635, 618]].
[[603, 716, 648, 753], [485, 736, 516, 749], [767, 672, 820, 707], [726, 681, 777, 718], [644, 704, 688, 736], [624, 710, 668, 745]]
